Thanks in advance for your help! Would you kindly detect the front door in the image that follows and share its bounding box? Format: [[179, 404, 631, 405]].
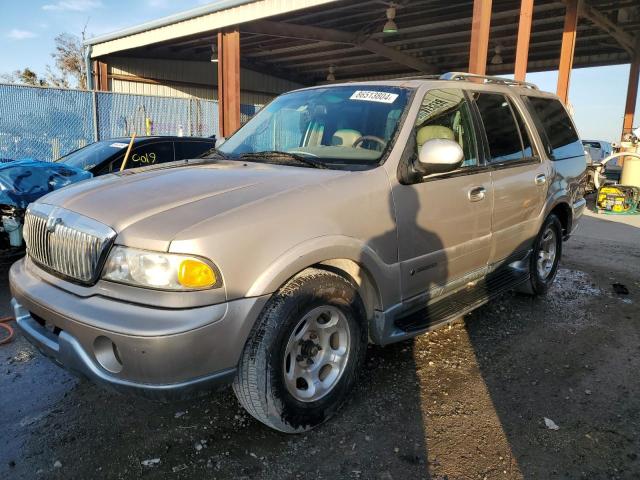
[[394, 88, 493, 301]]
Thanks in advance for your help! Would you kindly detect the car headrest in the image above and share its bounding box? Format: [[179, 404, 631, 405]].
[[331, 129, 362, 147], [416, 125, 455, 149]]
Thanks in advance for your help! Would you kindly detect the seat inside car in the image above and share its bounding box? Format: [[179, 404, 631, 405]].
[[331, 129, 362, 147], [416, 125, 456, 150]]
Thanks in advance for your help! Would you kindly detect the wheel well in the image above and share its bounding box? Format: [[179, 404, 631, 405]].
[[312, 259, 382, 321], [550, 202, 572, 237]]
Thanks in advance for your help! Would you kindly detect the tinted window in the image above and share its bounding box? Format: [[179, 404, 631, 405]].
[[104, 141, 175, 173], [175, 141, 215, 160], [474, 93, 524, 162], [415, 88, 477, 167], [57, 141, 125, 170], [524, 97, 582, 160]]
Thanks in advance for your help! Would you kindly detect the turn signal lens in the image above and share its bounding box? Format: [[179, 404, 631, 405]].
[[178, 259, 216, 288]]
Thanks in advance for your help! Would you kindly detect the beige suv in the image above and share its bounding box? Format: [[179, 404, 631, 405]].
[[10, 73, 586, 432]]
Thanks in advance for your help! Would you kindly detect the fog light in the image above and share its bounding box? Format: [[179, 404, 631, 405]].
[[94, 336, 123, 373]]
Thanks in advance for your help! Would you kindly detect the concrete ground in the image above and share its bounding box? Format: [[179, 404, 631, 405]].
[[1, 199, 639, 480]]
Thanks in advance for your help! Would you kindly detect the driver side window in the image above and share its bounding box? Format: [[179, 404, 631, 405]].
[[415, 89, 478, 168]]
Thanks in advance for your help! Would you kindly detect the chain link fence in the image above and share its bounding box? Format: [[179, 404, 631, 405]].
[[0, 83, 260, 162]]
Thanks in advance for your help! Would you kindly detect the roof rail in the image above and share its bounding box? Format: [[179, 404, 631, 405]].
[[439, 72, 539, 90]]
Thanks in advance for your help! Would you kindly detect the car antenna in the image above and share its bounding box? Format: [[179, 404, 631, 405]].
[[120, 134, 137, 172]]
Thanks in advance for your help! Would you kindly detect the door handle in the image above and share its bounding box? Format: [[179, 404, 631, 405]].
[[468, 186, 486, 202], [535, 174, 547, 186]]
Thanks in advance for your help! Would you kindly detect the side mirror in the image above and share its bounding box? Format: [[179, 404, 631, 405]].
[[417, 138, 464, 175], [215, 137, 226, 148]]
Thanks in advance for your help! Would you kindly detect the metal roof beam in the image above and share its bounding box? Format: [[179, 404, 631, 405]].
[[242, 20, 437, 73], [568, 0, 636, 54]]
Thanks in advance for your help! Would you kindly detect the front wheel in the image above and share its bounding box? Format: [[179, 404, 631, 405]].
[[520, 214, 563, 295], [232, 268, 367, 433]]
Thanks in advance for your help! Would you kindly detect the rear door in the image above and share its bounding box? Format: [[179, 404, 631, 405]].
[[470, 91, 549, 264]]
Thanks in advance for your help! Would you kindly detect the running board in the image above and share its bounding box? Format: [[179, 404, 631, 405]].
[[394, 266, 529, 332]]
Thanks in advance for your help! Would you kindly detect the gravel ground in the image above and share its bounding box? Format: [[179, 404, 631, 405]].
[[1, 208, 639, 480]]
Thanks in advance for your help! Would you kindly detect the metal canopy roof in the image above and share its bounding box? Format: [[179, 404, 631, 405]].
[[89, 0, 639, 85]]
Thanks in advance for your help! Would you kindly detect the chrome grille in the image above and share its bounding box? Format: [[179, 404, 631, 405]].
[[24, 204, 116, 284]]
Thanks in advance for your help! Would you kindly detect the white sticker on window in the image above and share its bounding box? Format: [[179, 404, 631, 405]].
[[350, 90, 399, 104], [110, 142, 129, 148]]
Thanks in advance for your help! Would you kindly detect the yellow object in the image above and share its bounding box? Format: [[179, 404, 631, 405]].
[[596, 185, 639, 213], [145, 118, 153, 136], [178, 259, 216, 288], [620, 156, 640, 188], [120, 134, 136, 172]]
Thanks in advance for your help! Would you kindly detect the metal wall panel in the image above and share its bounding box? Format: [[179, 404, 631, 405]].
[[108, 57, 301, 105]]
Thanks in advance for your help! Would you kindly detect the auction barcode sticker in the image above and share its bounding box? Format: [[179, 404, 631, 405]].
[[350, 90, 399, 104]]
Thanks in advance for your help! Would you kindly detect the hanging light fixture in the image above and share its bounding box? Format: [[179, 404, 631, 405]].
[[210, 44, 218, 63], [326, 65, 336, 82], [383, 4, 398, 34], [490, 45, 503, 65]]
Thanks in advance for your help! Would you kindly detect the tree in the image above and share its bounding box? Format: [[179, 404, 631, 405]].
[[1, 26, 88, 90], [49, 32, 87, 89], [0, 68, 49, 87]]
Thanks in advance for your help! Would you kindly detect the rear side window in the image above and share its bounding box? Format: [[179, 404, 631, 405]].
[[523, 96, 582, 161], [175, 141, 215, 160], [473, 93, 527, 163]]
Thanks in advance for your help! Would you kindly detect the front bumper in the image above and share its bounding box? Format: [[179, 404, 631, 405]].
[[10, 258, 270, 400]]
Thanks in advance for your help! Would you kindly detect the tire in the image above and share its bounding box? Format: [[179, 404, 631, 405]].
[[232, 268, 367, 433], [520, 214, 563, 296]]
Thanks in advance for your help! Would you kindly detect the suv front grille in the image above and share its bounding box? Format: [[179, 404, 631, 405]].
[[24, 204, 116, 284]]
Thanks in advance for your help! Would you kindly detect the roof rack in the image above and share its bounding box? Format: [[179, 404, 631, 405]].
[[439, 72, 539, 90]]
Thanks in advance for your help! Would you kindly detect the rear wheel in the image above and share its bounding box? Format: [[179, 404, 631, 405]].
[[233, 268, 367, 433], [520, 214, 563, 295]]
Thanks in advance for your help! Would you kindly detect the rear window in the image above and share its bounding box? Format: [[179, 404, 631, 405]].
[[524, 96, 583, 161]]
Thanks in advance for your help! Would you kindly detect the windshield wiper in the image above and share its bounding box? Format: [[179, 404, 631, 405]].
[[239, 151, 327, 169]]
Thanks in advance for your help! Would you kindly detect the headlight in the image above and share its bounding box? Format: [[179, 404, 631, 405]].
[[102, 246, 220, 290]]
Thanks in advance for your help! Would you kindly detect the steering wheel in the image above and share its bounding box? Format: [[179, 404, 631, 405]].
[[352, 135, 387, 151]]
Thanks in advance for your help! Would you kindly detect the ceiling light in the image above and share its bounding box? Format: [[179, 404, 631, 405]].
[[326, 65, 336, 82], [383, 5, 398, 34], [210, 45, 218, 63], [491, 45, 503, 65]]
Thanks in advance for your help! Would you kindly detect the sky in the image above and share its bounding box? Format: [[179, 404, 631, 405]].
[[1, 0, 638, 143]]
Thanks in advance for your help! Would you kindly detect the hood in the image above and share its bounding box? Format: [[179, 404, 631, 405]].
[[0, 159, 92, 209], [39, 161, 347, 251]]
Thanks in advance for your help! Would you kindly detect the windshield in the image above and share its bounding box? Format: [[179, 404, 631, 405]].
[[57, 141, 128, 170], [218, 85, 411, 168]]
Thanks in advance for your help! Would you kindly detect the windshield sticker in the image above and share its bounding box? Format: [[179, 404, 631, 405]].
[[350, 90, 399, 104], [110, 142, 130, 148]]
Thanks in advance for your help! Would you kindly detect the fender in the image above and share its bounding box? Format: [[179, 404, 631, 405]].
[[245, 235, 400, 310]]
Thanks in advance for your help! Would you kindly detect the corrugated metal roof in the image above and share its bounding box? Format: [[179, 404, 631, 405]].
[[87, 0, 341, 57]]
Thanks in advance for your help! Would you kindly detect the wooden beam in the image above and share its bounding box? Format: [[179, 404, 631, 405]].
[[573, 0, 635, 55], [468, 0, 493, 75], [514, 0, 534, 81], [622, 44, 640, 137], [242, 20, 436, 73], [218, 30, 241, 137], [557, 0, 579, 104], [97, 60, 109, 91]]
